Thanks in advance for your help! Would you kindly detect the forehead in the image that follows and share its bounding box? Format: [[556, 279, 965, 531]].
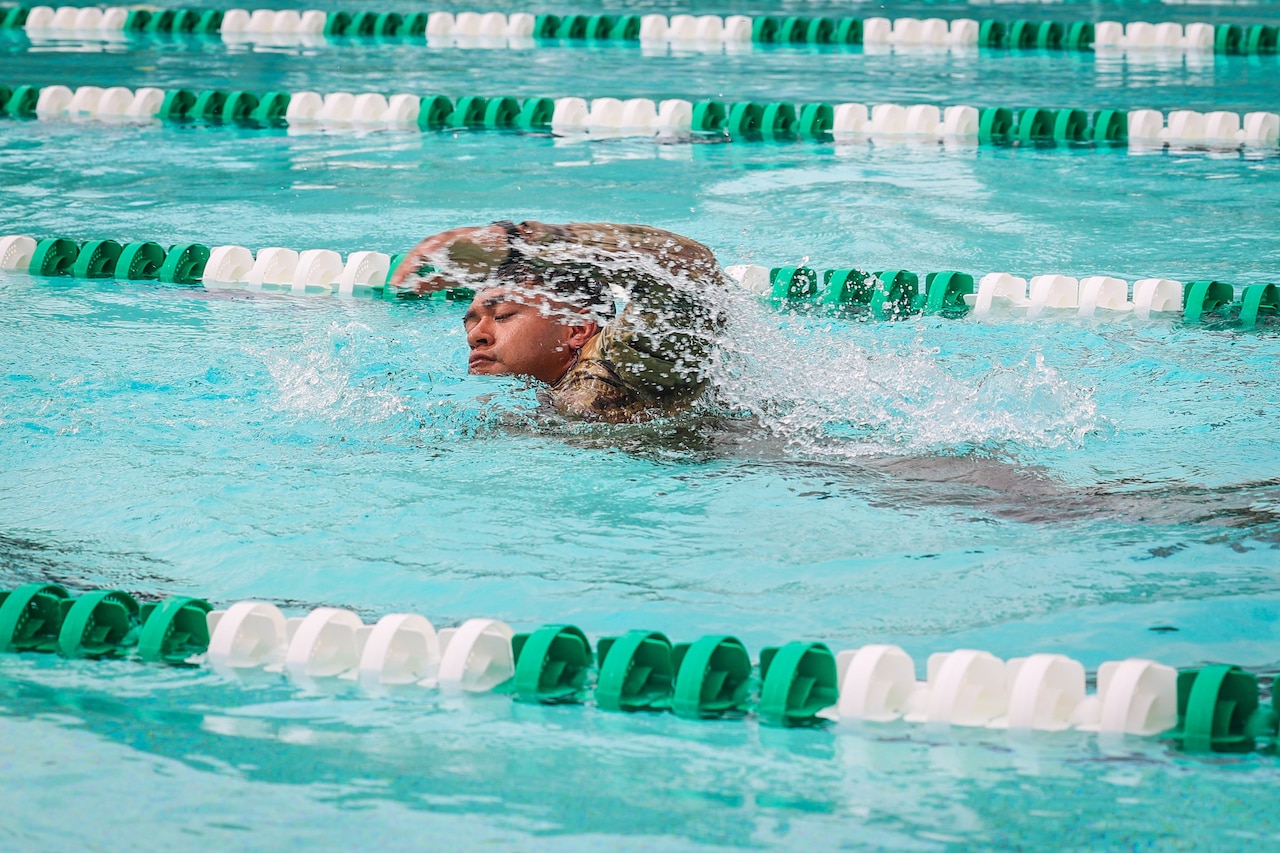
[[466, 286, 564, 314]]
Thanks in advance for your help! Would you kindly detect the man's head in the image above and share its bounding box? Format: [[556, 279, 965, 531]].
[[462, 265, 607, 385]]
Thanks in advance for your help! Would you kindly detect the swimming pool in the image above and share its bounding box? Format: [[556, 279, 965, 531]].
[[3, 1, 1280, 848]]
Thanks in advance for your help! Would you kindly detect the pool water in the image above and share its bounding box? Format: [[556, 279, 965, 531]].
[[2, 1, 1280, 848]]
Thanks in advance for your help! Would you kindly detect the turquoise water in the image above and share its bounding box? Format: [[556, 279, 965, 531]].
[[3, 2, 1280, 848]]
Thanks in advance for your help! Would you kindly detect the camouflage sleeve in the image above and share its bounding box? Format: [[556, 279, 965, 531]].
[[514, 221, 728, 396]]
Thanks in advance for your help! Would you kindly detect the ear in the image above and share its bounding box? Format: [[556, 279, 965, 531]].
[[562, 319, 600, 350]]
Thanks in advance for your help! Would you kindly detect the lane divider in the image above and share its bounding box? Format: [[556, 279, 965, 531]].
[[728, 264, 1280, 328], [1, 585, 1277, 750], [4, 235, 1277, 328], [6, 7, 1279, 56], [3, 83, 1278, 149]]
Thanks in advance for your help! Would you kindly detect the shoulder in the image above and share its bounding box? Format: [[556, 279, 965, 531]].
[[551, 358, 660, 423]]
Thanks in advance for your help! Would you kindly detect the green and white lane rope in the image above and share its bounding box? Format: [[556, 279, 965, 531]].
[[3, 234, 1277, 329], [3, 82, 1278, 149], [1, 583, 1277, 752], [5, 6, 1279, 56]]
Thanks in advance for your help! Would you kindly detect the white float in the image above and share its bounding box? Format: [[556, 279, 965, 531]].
[[832, 103, 869, 134], [997, 654, 1086, 731], [357, 613, 440, 687], [206, 601, 289, 670], [835, 644, 919, 723], [1077, 276, 1132, 316], [1073, 658, 1178, 735], [337, 251, 391, 295], [245, 247, 300, 286], [655, 99, 693, 132], [724, 264, 772, 296], [125, 87, 165, 118], [436, 618, 515, 692], [0, 236, 37, 271], [1027, 275, 1080, 315], [910, 649, 1007, 727], [202, 245, 256, 284], [285, 91, 324, 121], [293, 249, 344, 290], [971, 273, 1030, 315], [1132, 278, 1183, 319], [284, 607, 366, 679], [862, 17, 891, 44], [551, 97, 589, 132]]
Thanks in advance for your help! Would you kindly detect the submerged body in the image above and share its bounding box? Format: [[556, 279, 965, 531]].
[[391, 221, 727, 423]]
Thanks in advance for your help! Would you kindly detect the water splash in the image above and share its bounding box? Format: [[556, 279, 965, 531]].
[[706, 288, 1103, 460]]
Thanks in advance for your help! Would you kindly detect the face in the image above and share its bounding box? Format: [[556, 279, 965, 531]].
[[462, 287, 598, 385]]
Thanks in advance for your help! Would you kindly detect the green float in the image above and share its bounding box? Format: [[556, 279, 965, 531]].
[[1090, 109, 1127, 142], [144, 9, 177, 33], [157, 88, 197, 120], [1065, 21, 1094, 50], [532, 14, 560, 39], [1168, 665, 1272, 752], [834, 18, 862, 44], [1, 7, 30, 27], [123, 9, 151, 30], [348, 11, 377, 37], [1182, 280, 1235, 323], [556, 14, 589, 40], [482, 96, 521, 129], [770, 266, 819, 301], [729, 100, 764, 133], [116, 241, 167, 280], [1016, 108, 1056, 142], [978, 20, 1006, 48], [417, 95, 454, 130], [398, 13, 429, 38], [56, 590, 142, 659], [1237, 283, 1279, 329], [870, 270, 920, 319], [373, 12, 402, 37], [30, 238, 79, 277], [919, 271, 975, 315], [171, 9, 201, 34], [222, 91, 260, 122], [158, 243, 210, 284], [751, 16, 780, 43], [596, 630, 675, 712], [798, 103, 833, 137], [6, 85, 40, 117], [194, 10, 223, 35], [610, 15, 640, 41], [450, 95, 489, 128], [70, 239, 122, 279], [584, 14, 614, 40], [191, 90, 228, 121], [671, 635, 752, 719], [1008, 20, 1037, 49], [137, 596, 212, 664], [758, 641, 839, 728], [510, 624, 593, 704], [978, 107, 1013, 142], [250, 91, 290, 123], [1215, 24, 1243, 54], [0, 584, 70, 653], [818, 268, 871, 307], [691, 100, 726, 133], [517, 97, 554, 131], [804, 17, 836, 44], [1053, 109, 1088, 142], [761, 102, 797, 135], [727, 101, 764, 135], [323, 11, 351, 36], [1036, 21, 1064, 49], [1245, 25, 1277, 53]]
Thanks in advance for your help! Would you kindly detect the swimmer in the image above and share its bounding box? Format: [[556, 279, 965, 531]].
[[390, 221, 727, 423]]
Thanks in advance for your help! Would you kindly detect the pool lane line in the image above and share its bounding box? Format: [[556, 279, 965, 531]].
[[0, 584, 1276, 751], [3, 235, 1278, 329], [5, 6, 1279, 56], [3, 84, 1279, 149]]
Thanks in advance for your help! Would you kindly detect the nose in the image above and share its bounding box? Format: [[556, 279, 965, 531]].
[[466, 316, 494, 349]]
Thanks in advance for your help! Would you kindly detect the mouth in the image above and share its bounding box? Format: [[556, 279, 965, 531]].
[[468, 352, 498, 370]]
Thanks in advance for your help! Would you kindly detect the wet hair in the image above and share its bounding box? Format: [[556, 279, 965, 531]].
[[493, 257, 617, 320]]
